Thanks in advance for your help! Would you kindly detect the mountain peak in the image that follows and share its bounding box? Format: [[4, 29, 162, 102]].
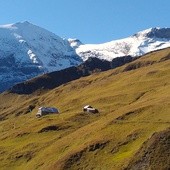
[[0, 21, 82, 92], [68, 38, 83, 48], [0, 21, 33, 28], [15, 21, 31, 24], [13, 21, 34, 27], [134, 27, 170, 39]]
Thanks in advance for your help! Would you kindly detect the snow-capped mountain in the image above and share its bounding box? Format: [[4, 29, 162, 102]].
[[0, 21, 82, 92], [0, 21, 82, 71], [76, 27, 170, 61], [0, 21, 170, 92]]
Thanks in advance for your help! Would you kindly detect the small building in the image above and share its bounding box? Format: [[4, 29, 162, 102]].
[[83, 105, 99, 113], [36, 107, 59, 118]]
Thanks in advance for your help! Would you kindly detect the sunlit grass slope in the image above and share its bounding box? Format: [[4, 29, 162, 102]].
[[0, 48, 170, 170]]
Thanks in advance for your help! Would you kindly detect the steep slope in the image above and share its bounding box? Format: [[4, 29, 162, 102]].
[[0, 21, 82, 92], [0, 22, 170, 92], [9, 55, 134, 94], [0, 21, 81, 71], [125, 128, 170, 170], [0, 47, 169, 170]]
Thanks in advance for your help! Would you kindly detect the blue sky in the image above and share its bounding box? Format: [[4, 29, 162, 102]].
[[0, 0, 169, 43]]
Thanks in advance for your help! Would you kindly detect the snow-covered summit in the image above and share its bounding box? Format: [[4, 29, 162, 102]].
[[133, 27, 170, 39], [0, 21, 81, 70], [76, 27, 170, 61], [0, 21, 82, 92]]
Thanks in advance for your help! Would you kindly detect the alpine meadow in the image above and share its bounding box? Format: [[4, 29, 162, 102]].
[[0, 47, 169, 170]]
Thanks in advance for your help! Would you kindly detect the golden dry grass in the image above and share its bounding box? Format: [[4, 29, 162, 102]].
[[0, 48, 170, 170]]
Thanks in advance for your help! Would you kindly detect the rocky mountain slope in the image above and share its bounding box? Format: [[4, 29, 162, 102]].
[[9, 55, 134, 94], [125, 128, 170, 170], [0, 21, 82, 92], [0, 47, 169, 169], [0, 21, 170, 92]]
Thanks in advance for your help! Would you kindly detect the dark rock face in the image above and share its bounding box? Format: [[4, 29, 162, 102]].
[[147, 28, 170, 39], [9, 66, 81, 94], [0, 53, 45, 92], [9, 56, 134, 94], [0, 54, 16, 67], [38, 125, 60, 133], [78, 57, 111, 74], [111, 55, 134, 68], [125, 128, 170, 170]]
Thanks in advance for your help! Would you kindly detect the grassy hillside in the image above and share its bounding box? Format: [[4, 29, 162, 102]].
[[125, 128, 170, 170], [0, 48, 170, 170]]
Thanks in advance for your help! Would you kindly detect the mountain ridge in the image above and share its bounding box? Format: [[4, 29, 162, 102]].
[[8, 47, 170, 95], [9, 55, 135, 94], [0, 21, 170, 92]]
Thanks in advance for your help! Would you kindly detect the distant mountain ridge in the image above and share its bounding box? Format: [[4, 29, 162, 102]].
[[76, 27, 170, 61], [9, 56, 135, 94], [0, 21, 170, 92]]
